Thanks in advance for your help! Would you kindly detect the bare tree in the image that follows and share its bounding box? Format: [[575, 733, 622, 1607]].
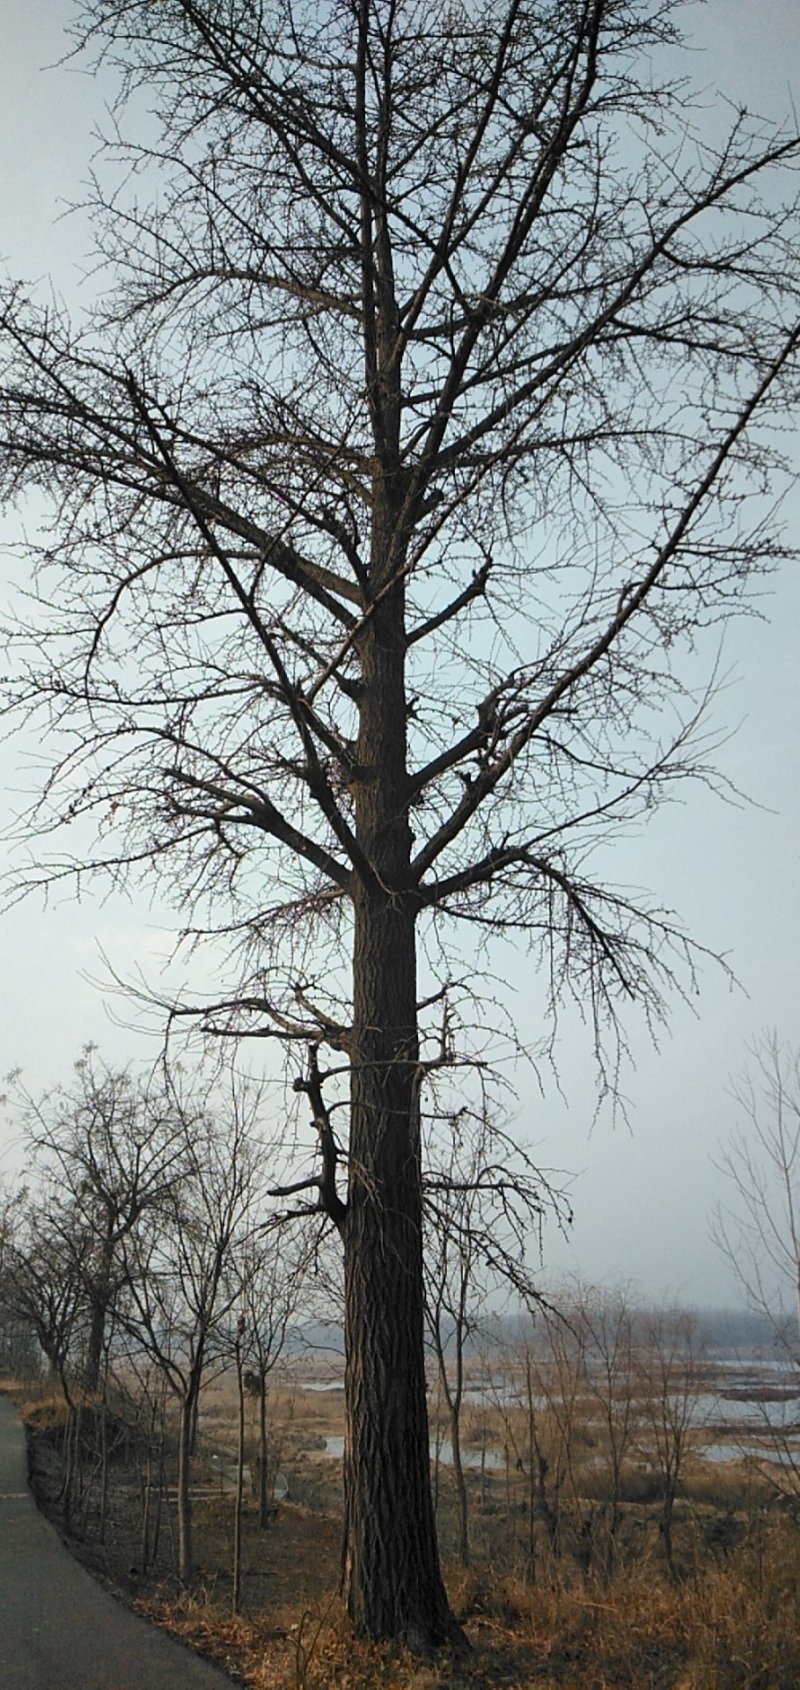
[[575, 1284, 638, 1581], [0, 1186, 43, 1380], [637, 1306, 703, 1578], [3, 1201, 86, 1412], [2, 0, 800, 1647], [423, 1107, 566, 1566], [119, 1079, 257, 1583], [113, 1355, 171, 1574], [713, 1036, 800, 1351], [2, 1196, 91, 1515], [711, 1037, 800, 1488], [8, 1051, 186, 1392], [236, 1225, 310, 1530], [232, 1309, 247, 1616], [425, 1206, 478, 1568], [494, 1309, 587, 1580]]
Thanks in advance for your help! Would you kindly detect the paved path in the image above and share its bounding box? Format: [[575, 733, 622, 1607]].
[[0, 1395, 235, 1689]]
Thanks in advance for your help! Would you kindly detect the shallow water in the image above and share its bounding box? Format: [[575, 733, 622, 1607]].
[[321, 1433, 506, 1470], [698, 1439, 800, 1467], [310, 1358, 800, 1471]]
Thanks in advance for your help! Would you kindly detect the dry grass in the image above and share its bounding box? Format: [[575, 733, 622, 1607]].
[[131, 1545, 800, 1690], [8, 1375, 800, 1690]]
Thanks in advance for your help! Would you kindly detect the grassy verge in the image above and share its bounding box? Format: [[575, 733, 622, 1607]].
[[6, 1376, 800, 1689]]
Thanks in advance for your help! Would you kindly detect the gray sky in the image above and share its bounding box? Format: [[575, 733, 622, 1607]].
[[0, 1, 798, 1307]]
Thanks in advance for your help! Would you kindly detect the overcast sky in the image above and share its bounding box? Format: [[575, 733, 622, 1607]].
[[0, 1, 798, 1308]]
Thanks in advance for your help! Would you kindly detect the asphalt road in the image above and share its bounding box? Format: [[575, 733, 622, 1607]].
[[0, 1394, 235, 1690]]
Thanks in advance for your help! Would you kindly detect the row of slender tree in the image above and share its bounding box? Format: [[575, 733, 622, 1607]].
[[0, 1046, 558, 1585], [0, 1073, 715, 1596], [0, 1051, 311, 1584], [3, 1040, 799, 1608]]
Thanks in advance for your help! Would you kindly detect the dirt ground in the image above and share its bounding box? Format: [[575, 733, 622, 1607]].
[[16, 1376, 800, 1690], [25, 1388, 344, 1616], [20, 1382, 543, 1689]]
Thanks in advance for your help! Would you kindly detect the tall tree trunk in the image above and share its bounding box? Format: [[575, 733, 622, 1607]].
[[189, 1381, 201, 1456], [86, 1227, 114, 1395], [449, 1401, 470, 1569], [60, 1404, 77, 1521], [434, 1333, 469, 1568], [258, 1372, 269, 1529], [342, 601, 459, 1649], [450, 1321, 469, 1569], [432, 1370, 443, 1514], [524, 1351, 537, 1584], [141, 1424, 153, 1572], [661, 1478, 678, 1580], [176, 1394, 194, 1584], [232, 1334, 245, 1614], [99, 1397, 109, 1545], [85, 1296, 107, 1396], [343, 892, 453, 1647], [152, 1412, 166, 1569]]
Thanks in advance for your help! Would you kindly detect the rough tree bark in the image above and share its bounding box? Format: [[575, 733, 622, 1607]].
[[257, 1377, 269, 1531], [176, 1393, 196, 1586], [85, 1223, 114, 1396], [342, 572, 455, 1641], [345, 897, 450, 1640]]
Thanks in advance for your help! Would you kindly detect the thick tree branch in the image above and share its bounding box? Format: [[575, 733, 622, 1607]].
[[269, 1048, 347, 1234]]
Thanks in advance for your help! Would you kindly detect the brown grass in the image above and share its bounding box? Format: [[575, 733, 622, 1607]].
[[9, 1375, 800, 1690], [132, 1545, 800, 1690]]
